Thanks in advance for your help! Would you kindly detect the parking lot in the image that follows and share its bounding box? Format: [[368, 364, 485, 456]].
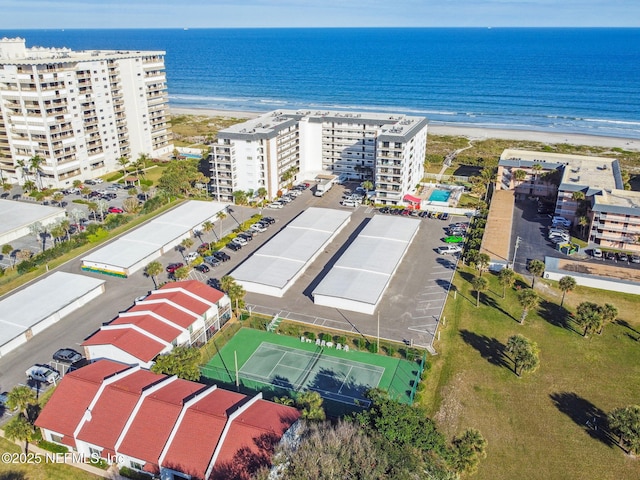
[[0, 180, 460, 397]]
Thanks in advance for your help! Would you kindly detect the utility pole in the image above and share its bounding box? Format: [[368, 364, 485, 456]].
[[512, 236, 522, 270]]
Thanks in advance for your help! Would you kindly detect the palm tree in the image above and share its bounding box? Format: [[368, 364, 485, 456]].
[[144, 261, 163, 289], [527, 259, 545, 288], [173, 266, 191, 281], [59, 219, 71, 241], [140, 183, 151, 200], [471, 276, 488, 307], [598, 303, 618, 334], [575, 302, 603, 337], [257, 187, 268, 204], [96, 199, 109, 222], [50, 222, 66, 244], [117, 156, 130, 179], [202, 220, 215, 241], [16, 159, 29, 184], [558, 276, 577, 307], [181, 237, 194, 257], [220, 275, 246, 315], [498, 268, 515, 299], [578, 216, 590, 237], [81, 186, 92, 198], [281, 166, 297, 189], [506, 334, 540, 376], [517, 289, 539, 324], [232, 190, 248, 206], [6, 386, 36, 418], [475, 253, 490, 277], [52, 191, 64, 204], [28, 221, 46, 252], [29, 155, 45, 190], [4, 414, 35, 453], [513, 169, 527, 188], [2, 244, 14, 268], [361, 180, 374, 204], [216, 210, 227, 239]]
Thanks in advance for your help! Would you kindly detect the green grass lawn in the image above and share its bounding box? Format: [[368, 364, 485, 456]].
[[0, 436, 101, 480], [423, 266, 640, 480]]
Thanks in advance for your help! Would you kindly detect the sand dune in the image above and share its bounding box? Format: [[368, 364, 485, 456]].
[[170, 107, 640, 151]]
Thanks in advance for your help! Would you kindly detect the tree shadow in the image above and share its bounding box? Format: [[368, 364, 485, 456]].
[[459, 330, 510, 370], [0, 472, 28, 480], [549, 392, 614, 447], [457, 270, 475, 284], [480, 294, 517, 321], [615, 319, 640, 336], [538, 300, 579, 334]]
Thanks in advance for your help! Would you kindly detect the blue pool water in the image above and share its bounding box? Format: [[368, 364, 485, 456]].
[[429, 190, 452, 202], [179, 153, 202, 159]]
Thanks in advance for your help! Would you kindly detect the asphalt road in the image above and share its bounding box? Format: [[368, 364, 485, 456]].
[[0, 182, 460, 402]]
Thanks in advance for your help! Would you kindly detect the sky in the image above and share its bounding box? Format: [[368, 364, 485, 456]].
[[0, 0, 638, 29]]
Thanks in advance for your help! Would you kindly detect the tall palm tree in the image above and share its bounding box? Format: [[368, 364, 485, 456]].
[[144, 261, 163, 289], [498, 268, 515, 299], [4, 414, 35, 454], [6, 386, 36, 418], [2, 244, 13, 268], [527, 259, 545, 288], [517, 289, 539, 324], [475, 253, 490, 277], [513, 169, 527, 189], [598, 303, 618, 334], [16, 159, 29, 184], [181, 237, 194, 257], [117, 156, 130, 179], [558, 276, 577, 307], [202, 220, 215, 240], [575, 302, 603, 337], [29, 155, 45, 191], [216, 210, 227, 239], [257, 187, 268, 204], [96, 199, 109, 222], [471, 276, 488, 307], [28, 222, 46, 252]]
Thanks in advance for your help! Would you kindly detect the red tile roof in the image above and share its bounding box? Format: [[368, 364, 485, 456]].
[[76, 370, 164, 450], [82, 327, 167, 363], [111, 314, 182, 343], [161, 388, 246, 479], [146, 290, 209, 316], [163, 280, 225, 304], [128, 301, 197, 329], [117, 378, 204, 464], [34, 360, 130, 438]]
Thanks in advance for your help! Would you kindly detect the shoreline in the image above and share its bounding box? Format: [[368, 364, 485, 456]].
[[170, 106, 640, 151]]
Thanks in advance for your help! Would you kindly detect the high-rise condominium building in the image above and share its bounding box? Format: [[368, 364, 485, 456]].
[[0, 37, 173, 188], [209, 110, 428, 205]]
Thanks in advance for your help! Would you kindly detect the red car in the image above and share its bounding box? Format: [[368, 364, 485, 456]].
[[166, 262, 184, 274], [108, 206, 124, 214]]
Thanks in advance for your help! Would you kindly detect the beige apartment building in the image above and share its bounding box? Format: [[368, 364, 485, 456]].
[[498, 149, 640, 252], [209, 109, 428, 204], [0, 37, 173, 188]]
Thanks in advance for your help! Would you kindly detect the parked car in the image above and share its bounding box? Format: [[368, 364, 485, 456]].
[[94, 178, 104, 184], [52, 348, 83, 364], [26, 365, 60, 384], [194, 263, 210, 273], [108, 206, 124, 214], [0, 391, 14, 412], [250, 223, 267, 233], [212, 251, 231, 262], [617, 252, 629, 262], [552, 216, 571, 228], [231, 236, 248, 246], [379, 207, 391, 214], [184, 252, 199, 263], [549, 233, 570, 242], [592, 248, 603, 259], [631, 254, 640, 264], [84, 179, 97, 185], [166, 262, 184, 273], [226, 242, 241, 251], [605, 251, 617, 261], [341, 200, 359, 207], [444, 235, 465, 244], [437, 244, 462, 255], [197, 243, 210, 254], [239, 230, 253, 240], [261, 216, 276, 225], [278, 196, 292, 203], [268, 202, 284, 209]]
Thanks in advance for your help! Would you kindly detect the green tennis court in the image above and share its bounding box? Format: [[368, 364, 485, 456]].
[[201, 328, 422, 406]]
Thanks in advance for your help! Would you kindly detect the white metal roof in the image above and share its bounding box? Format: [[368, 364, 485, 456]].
[[313, 215, 421, 309], [232, 208, 352, 292], [82, 201, 229, 270], [0, 199, 66, 235], [0, 272, 105, 348]]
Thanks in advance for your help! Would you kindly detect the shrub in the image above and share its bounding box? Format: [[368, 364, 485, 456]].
[[384, 344, 396, 357], [87, 228, 109, 243], [106, 173, 122, 182], [17, 259, 37, 274], [321, 333, 332, 342], [37, 440, 68, 454], [139, 179, 153, 187], [305, 332, 316, 341], [141, 196, 164, 213], [119, 467, 151, 479], [355, 338, 366, 350], [335, 335, 347, 345], [367, 342, 378, 353]]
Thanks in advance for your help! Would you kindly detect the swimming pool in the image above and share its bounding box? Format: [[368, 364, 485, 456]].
[[179, 153, 202, 160], [429, 189, 451, 202]]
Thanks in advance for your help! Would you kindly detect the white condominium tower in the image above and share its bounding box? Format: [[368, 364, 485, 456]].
[[0, 37, 173, 188], [209, 110, 428, 205]]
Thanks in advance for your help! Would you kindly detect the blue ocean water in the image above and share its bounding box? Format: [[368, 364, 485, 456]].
[[2, 28, 640, 139]]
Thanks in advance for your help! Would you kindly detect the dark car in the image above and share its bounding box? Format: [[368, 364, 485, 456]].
[[88, 190, 102, 198], [84, 179, 97, 185], [166, 262, 184, 273], [261, 216, 276, 225], [53, 348, 83, 364], [617, 252, 629, 262], [213, 251, 231, 262], [238, 232, 253, 241], [379, 207, 390, 214], [194, 263, 210, 273], [605, 251, 617, 261], [226, 242, 241, 251]]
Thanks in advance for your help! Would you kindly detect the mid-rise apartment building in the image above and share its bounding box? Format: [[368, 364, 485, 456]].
[[209, 110, 428, 205], [0, 37, 173, 188], [497, 149, 640, 252]]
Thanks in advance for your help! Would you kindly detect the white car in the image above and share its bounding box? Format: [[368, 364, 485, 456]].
[[184, 252, 199, 263], [26, 365, 61, 384], [341, 200, 359, 207], [231, 236, 248, 246], [593, 248, 603, 259], [268, 202, 284, 209], [437, 244, 462, 255], [250, 223, 267, 233], [93, 178, 104, 184]]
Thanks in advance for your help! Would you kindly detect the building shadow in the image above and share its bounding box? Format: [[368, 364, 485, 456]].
[[459, 329, 509, 370], [549, 391, 614, 447]]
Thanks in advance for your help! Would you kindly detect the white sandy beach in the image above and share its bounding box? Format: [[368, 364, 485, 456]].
[[170, 107, 640, 151]]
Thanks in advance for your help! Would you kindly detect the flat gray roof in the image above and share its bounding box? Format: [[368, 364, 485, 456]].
[[232, 208, 352, 292], [0, 272, 105, 348], [0, 199, 66, 235], [82, 201, 228, 270], [313, 215, 421, 308]]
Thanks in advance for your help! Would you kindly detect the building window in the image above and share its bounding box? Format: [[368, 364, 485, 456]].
[[51, 434, 63, 444], [130, 461, 143, 471]]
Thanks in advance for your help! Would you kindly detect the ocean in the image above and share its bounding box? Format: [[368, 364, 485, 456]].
[[2, 28, 640, 139]]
